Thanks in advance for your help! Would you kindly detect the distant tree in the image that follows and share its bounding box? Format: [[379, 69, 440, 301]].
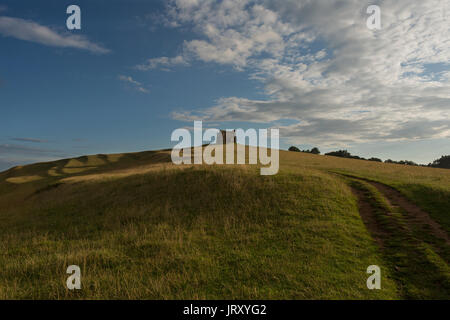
[[325, 150, 422, 165], [289, 146, 321, 154], [398, 160, 418, 166], [325, 150, 352, 158], [429, 155, 450, 169], [384, 159, 419, 166]]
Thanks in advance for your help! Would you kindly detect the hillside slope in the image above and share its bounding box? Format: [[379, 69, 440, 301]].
[[0, 147, 449, 299]]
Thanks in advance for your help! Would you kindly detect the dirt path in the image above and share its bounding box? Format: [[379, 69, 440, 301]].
[[336, 172, 450, 246], [368, 181, 450, 246], [350, 186, 388, 247], [344, 174, 450, 299]]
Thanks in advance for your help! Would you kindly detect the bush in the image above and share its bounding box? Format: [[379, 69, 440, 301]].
[[385, 159, 418, 166], [429, 155, 450, 169], [325, 150, 353, 158], [397, 160, 418, 166], [288, 146, 321, 154]]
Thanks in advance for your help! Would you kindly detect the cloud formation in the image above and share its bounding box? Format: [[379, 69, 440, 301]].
[[11, 137, 48, 143], [136, 55, 188, 71], [156, 0, 450, 145], [0, 143, 69, 171], [0, 16, 109, 54], [118, 75, 149, 93], [0, 143, 62, 155]]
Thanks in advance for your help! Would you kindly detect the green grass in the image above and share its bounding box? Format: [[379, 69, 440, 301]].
[[0, 147, 449, 299], [347, 178, 450, 299], [281, 151, 450, 234]]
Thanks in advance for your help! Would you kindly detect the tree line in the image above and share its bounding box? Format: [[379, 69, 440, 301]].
[[288, 147, 450, 169]]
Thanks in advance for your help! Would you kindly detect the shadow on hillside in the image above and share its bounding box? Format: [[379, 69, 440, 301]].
[[1, 150, 173, 184]]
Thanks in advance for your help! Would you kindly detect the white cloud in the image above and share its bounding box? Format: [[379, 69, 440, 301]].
[[0, 16, 109, 54], [162, 0, 450, 146], [11, 137, 48, 143], [118, 75, 149, 93], [171, 0, 297, 69], [136, 55, 188, 71], [118, 75, 141, 86]]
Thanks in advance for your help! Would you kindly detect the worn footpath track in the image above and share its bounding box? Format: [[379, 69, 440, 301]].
[[368, 180, 450, 246], [337, 173, 450, 299]]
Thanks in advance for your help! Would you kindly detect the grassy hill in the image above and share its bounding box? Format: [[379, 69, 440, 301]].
[[0, 146, 449, 299]]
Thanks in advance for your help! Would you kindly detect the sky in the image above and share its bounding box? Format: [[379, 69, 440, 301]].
[[0, 0, 449, 171]]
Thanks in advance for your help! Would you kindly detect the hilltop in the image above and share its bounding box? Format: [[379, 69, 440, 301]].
[[0, 146, 449, 299]]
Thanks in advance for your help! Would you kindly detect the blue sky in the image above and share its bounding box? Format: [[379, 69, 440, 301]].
[[1, 0, 449, 171]]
